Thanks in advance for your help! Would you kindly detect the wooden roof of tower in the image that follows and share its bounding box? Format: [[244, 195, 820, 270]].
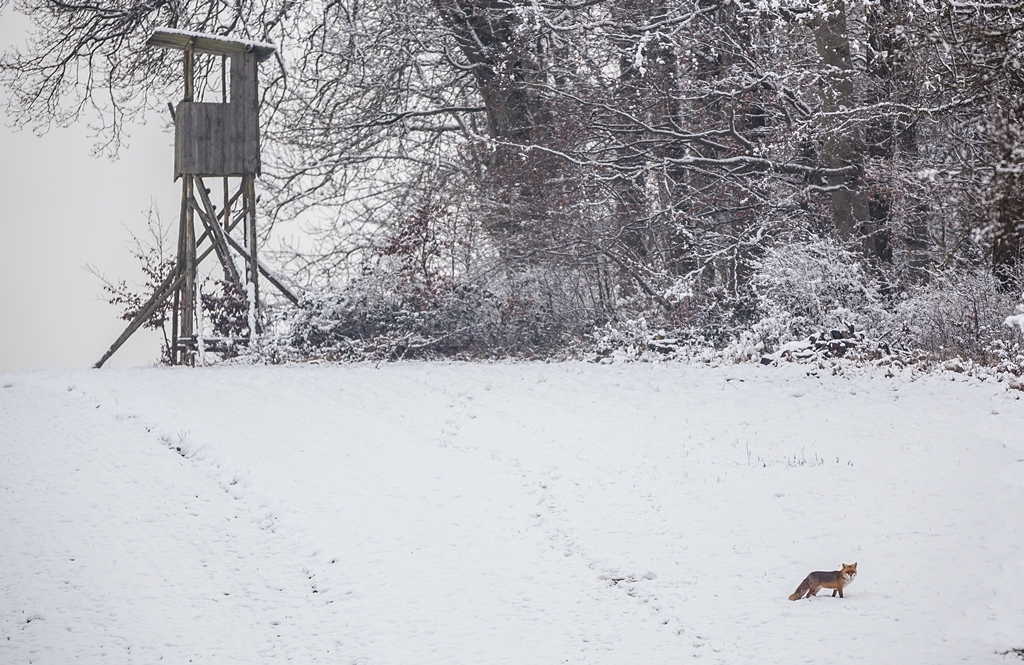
[[146, 28, 277, 62]]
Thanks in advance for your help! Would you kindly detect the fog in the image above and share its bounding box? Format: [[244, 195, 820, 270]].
[[0, 11, 183, 371]]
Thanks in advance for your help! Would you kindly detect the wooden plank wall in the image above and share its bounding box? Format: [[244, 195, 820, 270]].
[[175, 52, 260, 177], [232, 51, 261, 175]]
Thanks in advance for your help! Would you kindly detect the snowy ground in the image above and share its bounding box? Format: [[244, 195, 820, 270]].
[[2, 360, 1023, 663]]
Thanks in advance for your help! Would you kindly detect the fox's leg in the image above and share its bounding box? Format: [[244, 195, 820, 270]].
[[808, 586, 820, 597], [838, 588, 844, 598], [832, 589, 838, 597]]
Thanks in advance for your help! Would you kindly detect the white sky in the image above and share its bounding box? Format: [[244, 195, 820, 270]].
[[1, 12, 201, 370], [0, 116, 176, 371]]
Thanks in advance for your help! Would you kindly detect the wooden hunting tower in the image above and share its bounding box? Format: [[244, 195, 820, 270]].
[[96, 28, 297, 368]]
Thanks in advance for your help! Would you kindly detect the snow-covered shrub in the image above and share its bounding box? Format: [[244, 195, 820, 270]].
[[587, 315, 723, 364], [492, 267, 599, 357], [199, 280, 250, 358], [895, 270, 1023, 364], [748, 238, 884, 350], [283, 267, 497, 360], [281, 263, 600, 361], [590, 318, 666, 361], [590, 318, 650, 361], [279, 200, 496, 359]]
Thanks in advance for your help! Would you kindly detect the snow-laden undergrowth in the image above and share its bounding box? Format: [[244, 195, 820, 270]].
[[2, 361, 1023, 663]]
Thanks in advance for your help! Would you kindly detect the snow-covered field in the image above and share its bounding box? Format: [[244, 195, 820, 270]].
[[2, 361, 1023, 663]]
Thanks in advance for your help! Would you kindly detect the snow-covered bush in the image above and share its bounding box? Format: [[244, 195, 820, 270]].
[[280, 263, 599, 361], [894, 270, 1024, 364], [748, 238, 884, 350], [282, 268, 495, 360], [246, 218, 1024, 369], [589, 318, 685, 362]]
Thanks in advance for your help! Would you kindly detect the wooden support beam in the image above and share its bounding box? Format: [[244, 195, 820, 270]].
[[194, 175, 241, 285], [183, 40, 194, 101], [181, 175, 196, 365], [185, 185, 244, 271], [221, 187, 243, 225], [190, 174, 242, 287], [94, 267, 184, 369], [220, 227, 300, 305], [177, 39, 196, 366], [171, 283, 180, 365], [223, 175, 231, 240], [245, 175, 260, 293], [172, 163, 192, 365], [194, 200, 245, 250]]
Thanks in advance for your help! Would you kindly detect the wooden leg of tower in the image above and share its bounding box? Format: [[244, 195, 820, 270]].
[[223, 176, 231, 232], [179, 42, 195, 366], [171, 288, 180, 366], [182, 174, 196, 365], [172, 175, 190, 366], [246, 174, 261, 333]]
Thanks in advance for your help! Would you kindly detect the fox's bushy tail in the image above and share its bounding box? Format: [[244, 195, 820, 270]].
[[789, 578, 810, 601]]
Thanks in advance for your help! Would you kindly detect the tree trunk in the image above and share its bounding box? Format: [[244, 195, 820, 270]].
[[813, 0, 871, 249], [434, 0, 560, 254]]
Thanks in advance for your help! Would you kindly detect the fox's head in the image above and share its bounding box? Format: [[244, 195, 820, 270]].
[[841, 562, 857, 583]]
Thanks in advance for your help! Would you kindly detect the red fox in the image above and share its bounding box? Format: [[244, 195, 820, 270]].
[[788, 562, 857, 600]]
